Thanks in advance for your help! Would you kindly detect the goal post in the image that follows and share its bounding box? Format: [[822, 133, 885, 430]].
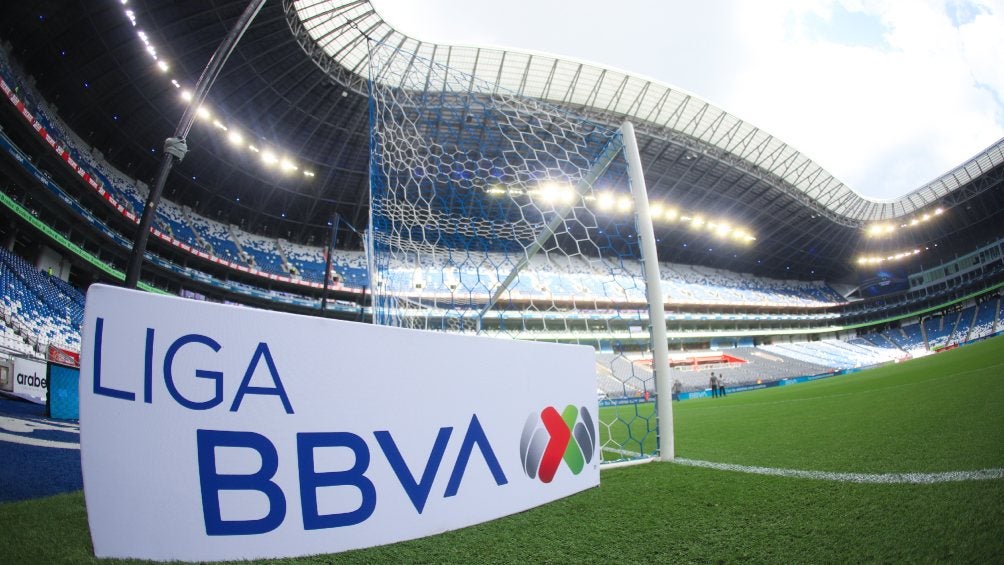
[[365, 41, 673, 464], [621, 121, 674, 461]]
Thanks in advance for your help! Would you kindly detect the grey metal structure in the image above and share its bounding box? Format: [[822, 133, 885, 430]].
[[286, 0, 1004, 225], [1, 0, 1002, 284]]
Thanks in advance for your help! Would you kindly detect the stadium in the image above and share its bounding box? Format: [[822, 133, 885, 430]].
[[0, 0, 1001, 562]]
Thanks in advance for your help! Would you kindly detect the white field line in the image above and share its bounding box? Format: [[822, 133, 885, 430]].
[[672, 458, 1004, 484], [602, 446, 649, 459], [601, 447, 1004, 484]]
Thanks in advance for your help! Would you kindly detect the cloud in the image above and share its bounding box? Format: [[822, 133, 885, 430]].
[[370, 0, 1004, 200]]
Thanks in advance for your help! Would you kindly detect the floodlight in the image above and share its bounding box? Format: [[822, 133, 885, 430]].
[[261, 150, 277, 166], [596, 192, 615, 210], [196, 106, 210, 120], [157, 60, 169, 72], [227, 131, 243, 145], [617, 196, 632, 212], [536, 182, 556, 203], [538, 182, 573, 204], [180, 90, 193, 102]]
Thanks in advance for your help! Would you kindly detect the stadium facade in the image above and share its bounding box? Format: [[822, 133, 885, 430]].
[[1, 0, 1003, 388]]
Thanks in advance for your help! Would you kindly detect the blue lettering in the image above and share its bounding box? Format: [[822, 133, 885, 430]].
[[375, 427, 452, 514], [164, 334, 223, 410], [445, 415, 508, 497], [92, 317, 135, 401], [297, 432, 376, 530], [230, 343, 294, 414], [197, 429, 286, 536], [143, 328, 154, 404]]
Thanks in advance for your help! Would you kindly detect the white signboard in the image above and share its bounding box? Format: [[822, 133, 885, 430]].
[[13, 356, 47, 405], [79, 285, 598, 561]]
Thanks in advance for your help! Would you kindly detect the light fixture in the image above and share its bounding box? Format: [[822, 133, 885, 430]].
[[596, 192, 615, 211], [121, 3, 314, 181]]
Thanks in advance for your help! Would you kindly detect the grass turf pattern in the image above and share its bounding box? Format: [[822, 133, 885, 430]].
[[1, 337, 1001, 563]]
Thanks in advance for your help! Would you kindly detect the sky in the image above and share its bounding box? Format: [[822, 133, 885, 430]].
[[370, 0, 1004, 201]]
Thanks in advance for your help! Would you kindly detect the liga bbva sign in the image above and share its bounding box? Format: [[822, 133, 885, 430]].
[[79, 285, 598, 561]]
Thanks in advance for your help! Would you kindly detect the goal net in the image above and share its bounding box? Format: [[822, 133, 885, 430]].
[[366, 42, 666, 463]]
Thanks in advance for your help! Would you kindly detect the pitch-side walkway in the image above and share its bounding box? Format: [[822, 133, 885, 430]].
[[0, 396, 81, 503]]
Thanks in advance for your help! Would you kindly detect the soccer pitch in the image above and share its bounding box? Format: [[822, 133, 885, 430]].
[[1, 337, 1001, 563]]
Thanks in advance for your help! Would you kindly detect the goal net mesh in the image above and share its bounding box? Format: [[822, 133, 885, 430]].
[[367, 42, 662, 462]]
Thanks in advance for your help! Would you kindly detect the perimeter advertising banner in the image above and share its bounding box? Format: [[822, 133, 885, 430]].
[[13, 356, 48, 405], [79, 285, 599, 561]]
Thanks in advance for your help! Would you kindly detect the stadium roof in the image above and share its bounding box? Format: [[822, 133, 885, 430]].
[[1, 0, 1003, 282]]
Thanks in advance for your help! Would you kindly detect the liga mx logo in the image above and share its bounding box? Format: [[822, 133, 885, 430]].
[[520, 405, 596, 483]]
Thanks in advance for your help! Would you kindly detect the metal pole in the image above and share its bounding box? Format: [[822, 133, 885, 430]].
[[124, 0, 267, 288], [321, 214, 339, 310], [620, 121, 674, 461]]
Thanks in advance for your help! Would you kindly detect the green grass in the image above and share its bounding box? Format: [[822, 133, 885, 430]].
[[2, 337, 1003, 563], [675, 338, 1004, 472]]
